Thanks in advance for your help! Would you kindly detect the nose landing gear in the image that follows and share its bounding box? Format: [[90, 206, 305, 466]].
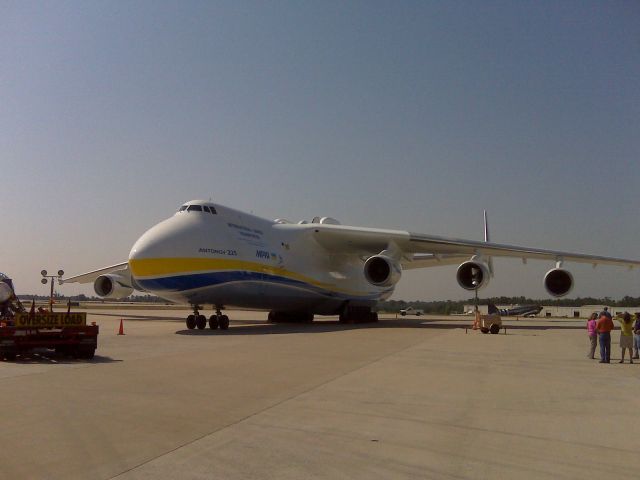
[[185, 306, 229, 331]]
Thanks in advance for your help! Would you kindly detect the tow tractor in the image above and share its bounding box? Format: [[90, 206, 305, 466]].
[[0, 273, 98, 361]]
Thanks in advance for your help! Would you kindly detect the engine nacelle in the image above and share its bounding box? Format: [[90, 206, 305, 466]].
[[544, 268, 573, 297], [363, 255, 402, 287], [0, 282, 13, 303], [94, 274, 134, 299], [456, 261, 491, 291]]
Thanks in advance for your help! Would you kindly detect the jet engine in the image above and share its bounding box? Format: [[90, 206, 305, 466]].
[[94, 274, 134, 299], [543, 268, 573, 297], [0, 282, 13, 303], [363, 255, 402, 287], [456, 260, 491, 290]]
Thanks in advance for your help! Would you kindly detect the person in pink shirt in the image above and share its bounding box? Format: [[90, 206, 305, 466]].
[[586, 312, 598, 359]]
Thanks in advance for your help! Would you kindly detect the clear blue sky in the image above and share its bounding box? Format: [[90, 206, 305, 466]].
[[2, 1, 639, 300]]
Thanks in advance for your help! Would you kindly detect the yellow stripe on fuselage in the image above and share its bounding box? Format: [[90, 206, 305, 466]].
[[128, 257, 336, 289]]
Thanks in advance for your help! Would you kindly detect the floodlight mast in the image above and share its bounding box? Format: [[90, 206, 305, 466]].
[[41, 269, 64, 312]]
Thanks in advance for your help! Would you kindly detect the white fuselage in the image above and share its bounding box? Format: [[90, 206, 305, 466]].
[[128, 203, 393, 314]]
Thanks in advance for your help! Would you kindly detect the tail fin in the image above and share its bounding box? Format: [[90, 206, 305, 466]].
[[484, 210, 494, 277]]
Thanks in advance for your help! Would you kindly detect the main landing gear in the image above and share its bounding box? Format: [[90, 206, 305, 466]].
[[186, 306, 229, 331], [267, 311, 314, 323], [339, 306, 378, 324]]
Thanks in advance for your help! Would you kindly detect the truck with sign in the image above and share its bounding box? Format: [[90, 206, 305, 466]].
[[0, 274, 98, 361], [0, 311, 98, 360]]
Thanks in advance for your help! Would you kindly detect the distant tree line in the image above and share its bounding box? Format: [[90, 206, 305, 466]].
[[377, 296, 640, 314], [16, 293, 640, 314], [18, 294, 168, 303]]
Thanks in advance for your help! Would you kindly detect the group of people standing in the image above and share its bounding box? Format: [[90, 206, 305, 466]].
[[587, 307, 640, 364]]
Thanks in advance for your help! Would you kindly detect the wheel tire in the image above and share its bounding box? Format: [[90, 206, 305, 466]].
[[489, 323, 500, 334], [186, 314, 196, 329], [209, 315, 219, 329], [2, 350, 17, 361], [480, 327, 489, 334], [77, 347, 96, 359], [219, 315, 230, 330], [196, 315, 207, 329], [56, 346, 71, 357]]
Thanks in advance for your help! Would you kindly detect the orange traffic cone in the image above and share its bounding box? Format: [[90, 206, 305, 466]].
[[118, 319, 125, 335]]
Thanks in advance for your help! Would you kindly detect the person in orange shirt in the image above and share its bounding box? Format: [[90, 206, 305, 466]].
[[596, 313, 614, 363]]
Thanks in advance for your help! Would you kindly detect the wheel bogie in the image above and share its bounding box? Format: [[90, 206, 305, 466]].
[[267, 311, 313, 323], [339, 306, 378, 324]]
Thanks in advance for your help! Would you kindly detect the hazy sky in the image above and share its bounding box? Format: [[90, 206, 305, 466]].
[[2, 1, 639, 301]]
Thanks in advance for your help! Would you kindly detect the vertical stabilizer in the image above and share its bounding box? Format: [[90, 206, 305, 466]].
[[484, 210, 494, 277]]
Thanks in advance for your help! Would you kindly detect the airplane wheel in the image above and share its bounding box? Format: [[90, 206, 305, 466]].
[[480, 327, 489, 334], [219, 315, 229, 330], [209, 315, 219, 329], [186, 315, 196, 329], [489, 323, 500, 334], [196, 315, 207, 329]]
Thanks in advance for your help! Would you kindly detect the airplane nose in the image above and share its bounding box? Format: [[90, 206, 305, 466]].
[[129, 217, 187, 261]]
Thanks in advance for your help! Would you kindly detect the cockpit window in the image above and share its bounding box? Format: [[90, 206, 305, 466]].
[[187, 205, 203, 212], [179, 206, 188, 212], [203, 206, 211, 213], [209, 206, 217, 214]]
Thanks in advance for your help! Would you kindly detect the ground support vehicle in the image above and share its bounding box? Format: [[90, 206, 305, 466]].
[[0, 312, 98, 360], [473, 311, 502, 334]]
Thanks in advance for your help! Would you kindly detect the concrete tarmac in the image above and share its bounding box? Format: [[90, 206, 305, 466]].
[[1, 309, 639, 479]]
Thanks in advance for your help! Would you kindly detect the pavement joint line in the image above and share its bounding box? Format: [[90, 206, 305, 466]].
[[107, 331, 436, 479], [259, 405, 635, 455]]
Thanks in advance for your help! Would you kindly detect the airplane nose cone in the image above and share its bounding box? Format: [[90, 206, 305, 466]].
[[129, 217, 188, 261]]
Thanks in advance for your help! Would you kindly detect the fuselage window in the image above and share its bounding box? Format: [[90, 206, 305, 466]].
[[203, 206, 211, 213], [187, 205, 203, 212]]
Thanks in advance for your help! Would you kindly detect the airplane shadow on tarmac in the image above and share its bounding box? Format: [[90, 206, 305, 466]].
[[175, 318, 586, 336], [6, 351, 122, 364]]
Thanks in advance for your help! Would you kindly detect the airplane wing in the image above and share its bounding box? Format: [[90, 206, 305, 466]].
[[62, 262, 129, 284], [280, 223, 640, 269]]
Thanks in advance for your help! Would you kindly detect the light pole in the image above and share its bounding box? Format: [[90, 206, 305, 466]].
[[41, 269, 64, 312]]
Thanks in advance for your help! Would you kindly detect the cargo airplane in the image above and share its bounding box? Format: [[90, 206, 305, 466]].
[[64, 200, 640, 330]]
